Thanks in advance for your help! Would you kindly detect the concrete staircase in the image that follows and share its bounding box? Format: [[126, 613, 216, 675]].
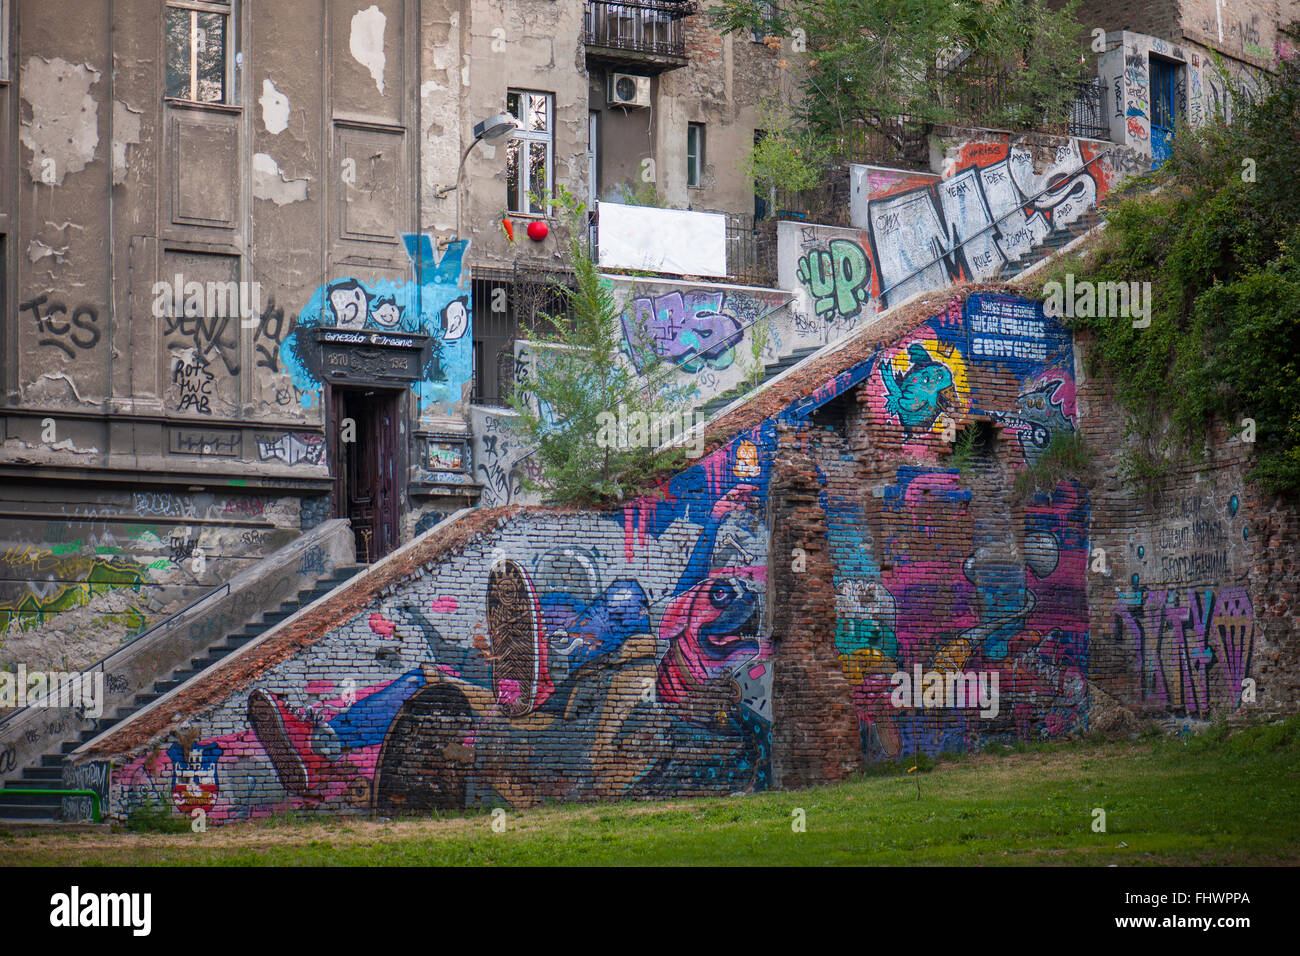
[[0, 521, 359, 825], [695, 347, 821, 421], [996, 206, 1105, 281]]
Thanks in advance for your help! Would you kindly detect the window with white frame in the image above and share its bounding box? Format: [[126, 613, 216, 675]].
[[687, 123, 705, 188], [506, 89, 554, 216], [165, 1, 235, 104]]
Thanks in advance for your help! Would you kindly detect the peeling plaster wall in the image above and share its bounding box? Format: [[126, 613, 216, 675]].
[[450, 0, 589, 271], [18, 56, 100, 186], [655, 19, 798, 215]]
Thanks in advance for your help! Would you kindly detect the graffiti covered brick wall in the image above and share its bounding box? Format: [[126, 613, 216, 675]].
[[106, 435, 779, 820], [792, 293, 1090, 761], [87, 289, 1285, 823], [1077, 375, 1276, 722]]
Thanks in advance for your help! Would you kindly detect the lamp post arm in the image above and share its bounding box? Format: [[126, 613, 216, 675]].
[[450, 135, 483, 242]]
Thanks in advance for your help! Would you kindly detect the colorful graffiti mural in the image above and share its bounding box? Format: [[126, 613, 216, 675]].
[[112, 430, 779, 819], [0, 558, 146, 634], [1115, 586, 1254, 715], [785, 140, 1115, 326], [618, 287, 787, 375], [100, 291, 1265, 822], [279, 235, 471, 415], [810, 294, 1091, 759]]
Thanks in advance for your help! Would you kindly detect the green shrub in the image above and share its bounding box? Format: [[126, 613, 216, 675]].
[[123, 796, 191, 834], [1056, 46, 1300, 495]]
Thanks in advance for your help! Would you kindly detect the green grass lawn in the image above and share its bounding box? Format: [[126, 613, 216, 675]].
[[4, 719, 1298, 866]]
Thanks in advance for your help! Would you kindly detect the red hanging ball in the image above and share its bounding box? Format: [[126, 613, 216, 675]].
[[526, 220, 549, 242]]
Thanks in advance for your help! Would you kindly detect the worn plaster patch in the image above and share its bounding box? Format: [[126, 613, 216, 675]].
[[112, 100, 142, 186], [260, 77, 290, 134], [27, 371, 100, 405], [20, 56, 102, 185], [27, 239, 68, 264], [350, 5, 387, 95], [252, 153, 309, 205]]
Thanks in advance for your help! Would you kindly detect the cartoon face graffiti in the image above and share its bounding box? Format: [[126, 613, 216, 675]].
[[881, 342, 959, 437], [441, 296, 469, 341], [993, 377, 1075, 464], [371, 297, 403, 329], [328, 280, 369, 330], [167, 741, 222, 815], [733, 439, 760, 478]]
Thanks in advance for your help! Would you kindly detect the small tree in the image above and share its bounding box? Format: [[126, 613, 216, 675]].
[[746, 100, 831, 199], [508, 186, 695, 505]]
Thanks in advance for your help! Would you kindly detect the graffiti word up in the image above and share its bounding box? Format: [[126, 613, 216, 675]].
[[796, 239, 871, 322]]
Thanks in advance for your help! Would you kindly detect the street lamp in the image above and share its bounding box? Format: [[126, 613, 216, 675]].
[[436, 112, 518, 245]]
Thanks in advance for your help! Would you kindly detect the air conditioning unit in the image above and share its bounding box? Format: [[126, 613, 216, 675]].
[[608, 73, 651, 108]]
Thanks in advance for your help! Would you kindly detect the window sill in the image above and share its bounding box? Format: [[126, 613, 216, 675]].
[[164, 97, 241, 114]]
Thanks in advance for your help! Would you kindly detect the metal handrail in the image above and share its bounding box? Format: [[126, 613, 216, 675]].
[[498, 147, 1119, 473], [0, 788, 101, 822], [0, 580, 230, 731]]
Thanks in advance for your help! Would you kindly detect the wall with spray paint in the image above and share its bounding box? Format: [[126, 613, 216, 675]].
[[0, 489, 307, 673], [278, 236, 473, 419], [611, 278, 793, 408], [780, 134, 1125, 335], [1075, 356, 1282, 724], [100, 442, 779, 820], [76, 286, 1292, 821], [798, 294, 1090, 760], [469, 130, 1137, 510], [1097, 30, 1268, 167]]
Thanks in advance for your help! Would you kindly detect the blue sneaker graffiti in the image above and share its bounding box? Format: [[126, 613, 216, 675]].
[[278, 235, 472, 413]]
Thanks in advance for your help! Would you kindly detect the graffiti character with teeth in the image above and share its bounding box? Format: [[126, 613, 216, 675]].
[[247, 485, 770, 808], [881, 342, 959, 437]]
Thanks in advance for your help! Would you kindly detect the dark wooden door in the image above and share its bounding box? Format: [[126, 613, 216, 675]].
[[330, 386, 402, 563]]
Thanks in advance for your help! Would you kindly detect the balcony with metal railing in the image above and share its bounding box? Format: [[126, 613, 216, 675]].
[[583, 0, 695, 73]]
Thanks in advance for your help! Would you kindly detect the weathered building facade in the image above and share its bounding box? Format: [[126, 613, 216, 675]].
[[1079, 0, 1300, 164], [2, 1, 1298, 824], [0, 0, 794, 670]]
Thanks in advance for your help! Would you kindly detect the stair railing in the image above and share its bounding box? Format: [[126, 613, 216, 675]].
[[0, 580, 230, 732], [490, 147, 1121, 476]]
